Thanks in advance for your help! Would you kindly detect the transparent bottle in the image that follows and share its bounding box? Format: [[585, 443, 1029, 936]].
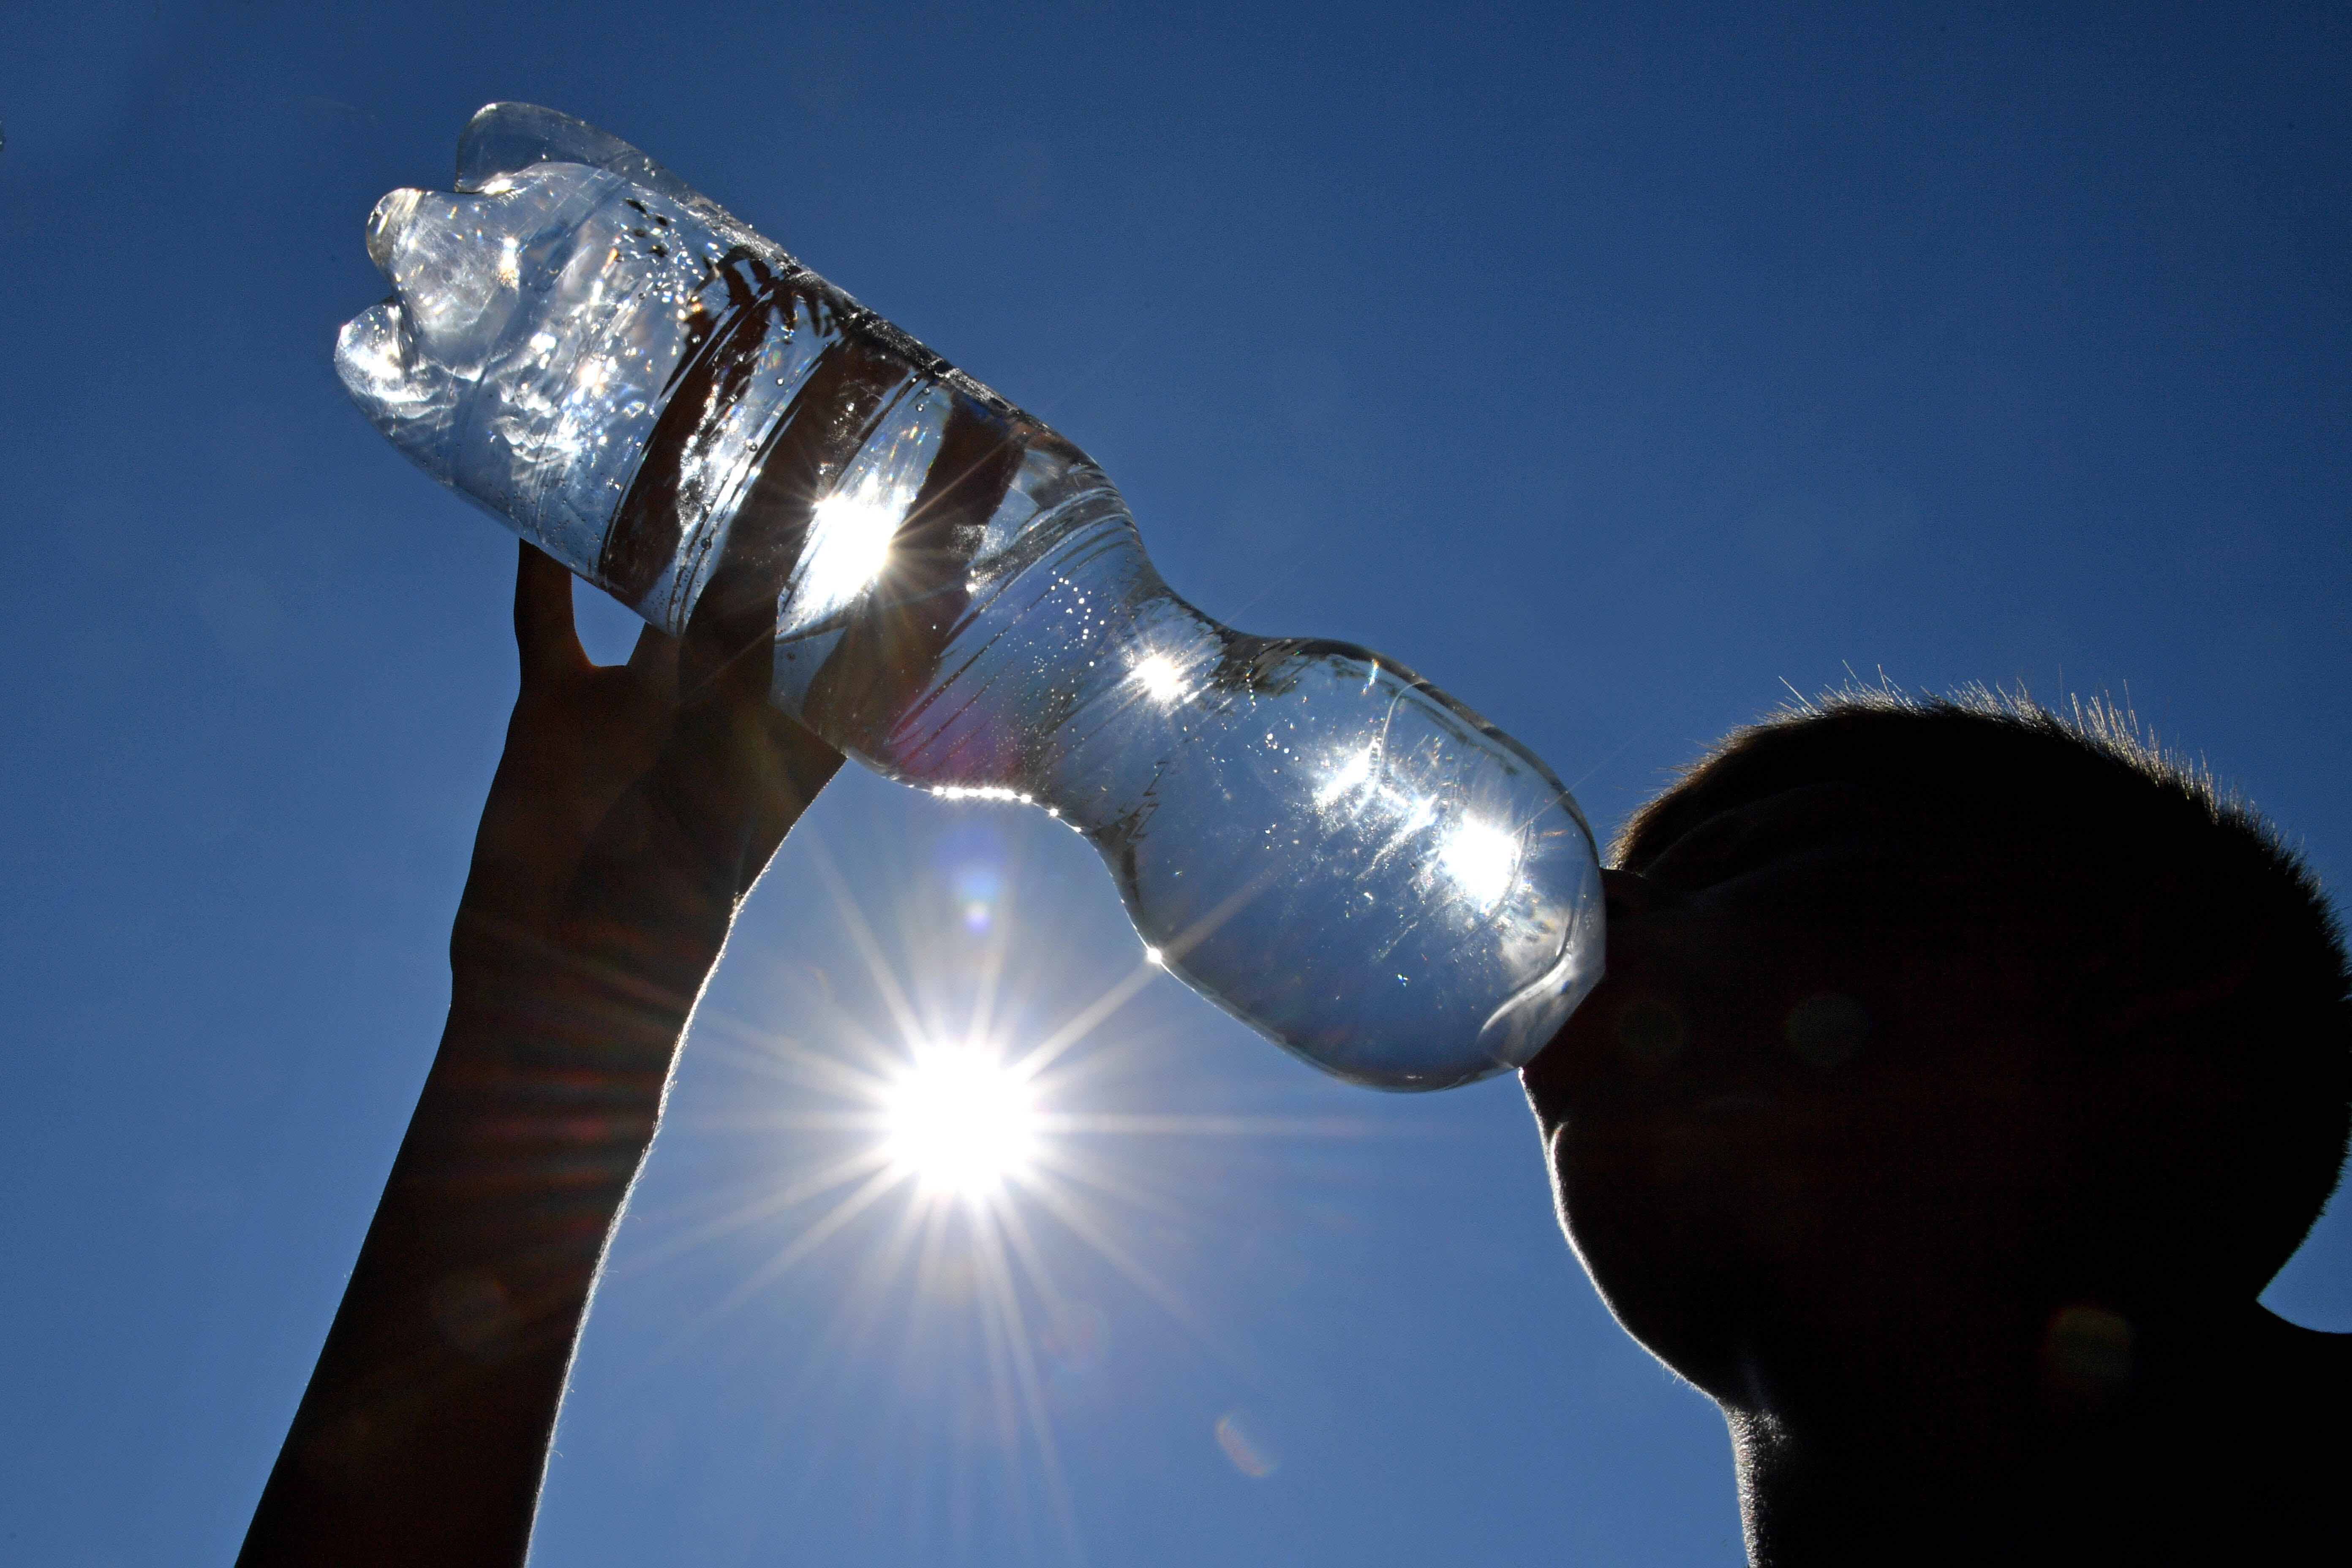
[[339, 104, 1603, 1089]]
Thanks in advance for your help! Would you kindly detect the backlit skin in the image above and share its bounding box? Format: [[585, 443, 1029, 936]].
[[1520, 783, 2351, 1564]]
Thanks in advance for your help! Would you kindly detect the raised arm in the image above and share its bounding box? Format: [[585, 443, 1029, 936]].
[[239, 543, 843, 1567]]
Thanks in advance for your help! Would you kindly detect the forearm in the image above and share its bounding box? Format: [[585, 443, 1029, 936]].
[[240, 545, 840, 1565], [236, 977, 692, 1568]]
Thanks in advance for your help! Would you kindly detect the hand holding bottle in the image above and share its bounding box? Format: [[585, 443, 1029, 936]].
[[454, 542, 842, 1037]]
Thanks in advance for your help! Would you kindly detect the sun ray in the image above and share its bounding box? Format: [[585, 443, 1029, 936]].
[[960, 827, 1034, 1049], [1002, 851, 1305, 1084], [1023, 1141, 1210, 1233], [1013, 1008, 1192, 1094], [649, 1162, 911, 1361], [1035, 1111, 1386, 1138], [1008, 959, 1160, 1078], [966, 1227, 1034, 1559], [678, 1108, 892, 1135], [830, 1192, 936, 1353], [608, 1143, 896, 1281], [986, 1189, 1072, 1318], [768, 1188, 937, 1392], [907, 1181, 962, 1304], [603, 1164, 939, 1411], [1012, 1170, 1239, 1367], [807, 836, 931, 1049], [707, 1162, 910, 1316], [969, 1206, 1086, 1565], [689, 1011, 901, 1101]]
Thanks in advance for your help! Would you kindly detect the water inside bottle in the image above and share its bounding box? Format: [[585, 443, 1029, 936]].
[[338, 109, 1604, 1088]]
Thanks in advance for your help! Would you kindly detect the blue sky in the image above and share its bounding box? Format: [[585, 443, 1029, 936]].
[[2, 3, 2347, 1563]]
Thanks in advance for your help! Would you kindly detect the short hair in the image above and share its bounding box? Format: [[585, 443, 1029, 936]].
[[1617, 685, 2350, 1294]]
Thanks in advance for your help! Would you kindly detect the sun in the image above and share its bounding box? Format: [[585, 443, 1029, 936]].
[[881, 1043, 1041, 1199]]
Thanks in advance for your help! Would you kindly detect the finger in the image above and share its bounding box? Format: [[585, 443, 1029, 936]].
[[699, 634, 842, 791], [696, 695, 846, 903], [623, 656, 841, 905], [514, 540, 588, 684], [695, 626, 788, 727], [626, 621, 681, 693], [731, 713, 847, 898]]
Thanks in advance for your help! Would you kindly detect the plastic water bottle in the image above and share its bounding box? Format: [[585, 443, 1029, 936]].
[[338, 104, 1603, 1089]]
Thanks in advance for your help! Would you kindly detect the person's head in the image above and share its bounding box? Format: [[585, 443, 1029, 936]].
[[1520, 687, 2349, 1417]]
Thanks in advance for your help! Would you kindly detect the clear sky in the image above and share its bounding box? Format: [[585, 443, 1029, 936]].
[[3, 3, 2348, 1563]]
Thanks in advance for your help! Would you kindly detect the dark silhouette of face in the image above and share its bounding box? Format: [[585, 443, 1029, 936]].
[[1521, 781, 2082, 1416]]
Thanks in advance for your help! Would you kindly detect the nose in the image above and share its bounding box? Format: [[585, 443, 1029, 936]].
[[1520, 868, 1685, 1092], [1601, 866, 1675, 920]]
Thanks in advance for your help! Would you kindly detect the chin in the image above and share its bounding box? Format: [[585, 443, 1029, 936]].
[[1543, 1112, 1759, 1402]]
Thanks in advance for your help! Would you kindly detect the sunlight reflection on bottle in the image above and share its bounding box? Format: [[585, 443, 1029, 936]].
[[1437, 818, 1521, 912], [789, 474, 909, 630], [1129, 652, 1188, 705], [1312, 745, 1377, 810]]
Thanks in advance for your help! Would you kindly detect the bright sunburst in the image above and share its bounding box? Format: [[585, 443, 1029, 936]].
[[882, 1043, 1040, 1198], [610, 798, 1392, 1564]]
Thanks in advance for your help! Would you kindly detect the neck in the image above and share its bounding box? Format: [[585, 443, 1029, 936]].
[[1725, 1301, 2348, 1567]]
